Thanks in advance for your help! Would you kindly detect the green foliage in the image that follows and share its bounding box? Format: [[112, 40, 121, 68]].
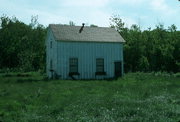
[[110, 16, 180, 73], [0, 72, 180, 121], [139, 56, 149, 72], [0, 15, 47, 71], [0, 15, 180, 73], [110, 15, 125, 32], [90, 24, 98, 27]]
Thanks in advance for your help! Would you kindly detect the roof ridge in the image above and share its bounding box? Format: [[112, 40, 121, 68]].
[[49, 24, 114, 29]]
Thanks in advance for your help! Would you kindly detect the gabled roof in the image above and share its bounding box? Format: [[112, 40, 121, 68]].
[[49, 24, 125, 43]]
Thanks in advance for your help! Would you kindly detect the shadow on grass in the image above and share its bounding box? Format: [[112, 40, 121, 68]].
[[2, 73, 31, 77], [16, 79, 41, 83], [16, 76, 51, 83]]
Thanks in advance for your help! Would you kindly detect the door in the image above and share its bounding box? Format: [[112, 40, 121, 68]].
[[114, 61, 122, 78]]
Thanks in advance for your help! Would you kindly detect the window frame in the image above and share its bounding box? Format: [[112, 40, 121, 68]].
[[96, 58, 104, 73], [69, 58, 78, 73], [50, 41, 52, 48], [50, 59, 53, 70]]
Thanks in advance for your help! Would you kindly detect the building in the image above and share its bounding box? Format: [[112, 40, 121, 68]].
[[46, 24, 125, 79]]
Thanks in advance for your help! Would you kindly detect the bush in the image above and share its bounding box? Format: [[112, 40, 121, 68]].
[[138, 56, 149, 72], [173, 72, 180, 77]]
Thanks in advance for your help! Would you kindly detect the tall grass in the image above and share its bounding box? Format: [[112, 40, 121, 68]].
[[0, 72, 180, 122]]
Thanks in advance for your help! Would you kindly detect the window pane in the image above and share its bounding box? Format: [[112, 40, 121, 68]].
[[97, 67, 104, 72], [69, 58, 78, 73], [96, 58, 104, 72], [50, 41, 52, 48], [50, 60, 52, 69]]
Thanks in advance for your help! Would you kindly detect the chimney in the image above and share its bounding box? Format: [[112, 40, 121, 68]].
[[79, 23, 85, 33]]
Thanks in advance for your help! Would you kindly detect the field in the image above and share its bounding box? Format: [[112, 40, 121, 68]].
[[0, 72, 180, 122]]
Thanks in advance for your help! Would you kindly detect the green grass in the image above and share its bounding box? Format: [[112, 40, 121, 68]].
[[0, 72, 180, 122]]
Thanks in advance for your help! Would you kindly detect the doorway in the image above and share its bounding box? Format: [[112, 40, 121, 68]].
[[114, 61, 122, 78]]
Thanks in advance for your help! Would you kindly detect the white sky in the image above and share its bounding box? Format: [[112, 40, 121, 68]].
[[0, 0, 180, 29]]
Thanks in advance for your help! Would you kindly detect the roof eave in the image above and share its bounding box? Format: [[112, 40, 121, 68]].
[[55, 39, 125, 43]]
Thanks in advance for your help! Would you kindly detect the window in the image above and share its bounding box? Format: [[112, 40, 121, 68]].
[[96, 58, 104, 72], [50, 59, 53, 69], [69, 58, 78, 73], [50, 41, 52, 48]]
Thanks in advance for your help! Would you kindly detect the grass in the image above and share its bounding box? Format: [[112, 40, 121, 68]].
[[0, 72, 180, 122]]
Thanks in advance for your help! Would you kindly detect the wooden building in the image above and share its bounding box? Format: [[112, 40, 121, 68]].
[[46, 24, 125, 79]]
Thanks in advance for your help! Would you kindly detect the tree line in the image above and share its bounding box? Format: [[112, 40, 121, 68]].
[[0, 15, 179, 73], [0, 15, 46, 72], [110, 16, 180, 73]]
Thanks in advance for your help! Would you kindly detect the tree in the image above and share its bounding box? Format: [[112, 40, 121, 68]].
[[90, 24, 98, 27], [0, 15, 46, 71], [110, 15, 125, 33], [110, 15, 179, 73], [69, 21, 75, 26]]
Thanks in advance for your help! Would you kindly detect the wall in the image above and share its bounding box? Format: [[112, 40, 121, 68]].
[[56, 41, 124, 79], [46, 29, 58, 78]]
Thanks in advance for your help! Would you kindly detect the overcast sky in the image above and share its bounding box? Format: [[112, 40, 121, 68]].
[[0, 0, 180, 29]]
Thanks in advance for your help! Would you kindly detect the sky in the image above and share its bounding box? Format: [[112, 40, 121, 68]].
[[0, 0, 180, 29]]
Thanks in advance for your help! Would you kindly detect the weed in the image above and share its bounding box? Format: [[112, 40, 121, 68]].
[[0, 72, 179, 121]]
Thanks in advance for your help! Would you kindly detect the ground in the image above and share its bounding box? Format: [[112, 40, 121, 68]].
[[0, 72, 180, 122]]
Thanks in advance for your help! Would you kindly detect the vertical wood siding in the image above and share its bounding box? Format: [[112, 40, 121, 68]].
[[46, 29, 58, 78], [55, 41, 124, 79]]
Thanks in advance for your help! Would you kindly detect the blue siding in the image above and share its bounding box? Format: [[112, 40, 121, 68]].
[[55, 41, 124, 79], [46, 29, 58, 78]]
